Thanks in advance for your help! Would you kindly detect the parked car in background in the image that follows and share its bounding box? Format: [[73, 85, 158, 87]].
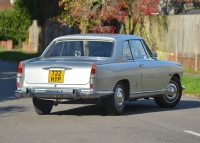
[[14, 34, 184, 115]]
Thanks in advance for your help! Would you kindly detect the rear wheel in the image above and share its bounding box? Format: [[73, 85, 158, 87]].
[[105, 82, 125, 115], [154, 76, 182, 108], [32, 98, 53, 115]]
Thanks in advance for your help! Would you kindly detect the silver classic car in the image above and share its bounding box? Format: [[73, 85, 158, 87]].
[[15, 34, 184, 115]]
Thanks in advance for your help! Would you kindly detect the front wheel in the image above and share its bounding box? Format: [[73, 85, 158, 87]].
[[32, 98, 53, 115], [154, 76, 182, 108], [105, 82, 125, 115]]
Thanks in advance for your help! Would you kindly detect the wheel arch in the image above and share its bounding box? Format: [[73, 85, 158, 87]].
[[118, 79, 130, 100], [172, 73, 180, 81]]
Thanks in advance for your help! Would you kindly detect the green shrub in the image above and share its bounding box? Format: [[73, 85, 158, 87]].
[[0, 0, 60, 47], [0, 8, 31, 46]]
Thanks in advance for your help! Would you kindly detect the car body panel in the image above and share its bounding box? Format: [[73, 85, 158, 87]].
[[136, 59, 163, 91], [15, 34, 184, 101], [25, 59, 93, 85], [92, 61, 142, 93]]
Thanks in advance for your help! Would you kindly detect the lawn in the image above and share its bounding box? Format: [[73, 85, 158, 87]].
[[182, 76, 200, 96], [0, 50, 41, 62]]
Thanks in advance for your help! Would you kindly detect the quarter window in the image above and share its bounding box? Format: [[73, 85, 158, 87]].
[[45, 42, 63, 57], [141, 40, 153, 57]]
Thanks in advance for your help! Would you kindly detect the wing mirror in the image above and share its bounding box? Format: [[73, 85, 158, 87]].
[[152, 52, 157, 59]]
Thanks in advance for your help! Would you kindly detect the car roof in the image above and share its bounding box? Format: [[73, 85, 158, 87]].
[[55, 34, 143, 41]]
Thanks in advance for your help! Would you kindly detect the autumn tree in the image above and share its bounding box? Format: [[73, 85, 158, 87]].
[[57, 0, 158, 33], [57, 0, 126, 33], [122, 0, 159, 34]]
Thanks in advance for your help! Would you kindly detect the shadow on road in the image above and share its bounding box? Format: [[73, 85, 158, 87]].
[[0, 60, 18, 102], [51, 104, 108, 116], [0, 76, 18, 102], [124, 99, 200, 115], [50, 99, 200, 116], [0, 105, 27, 115]]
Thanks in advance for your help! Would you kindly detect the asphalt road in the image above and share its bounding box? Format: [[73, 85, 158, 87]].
[[0, 60, 18, 102], [0, 60, 200, 143]]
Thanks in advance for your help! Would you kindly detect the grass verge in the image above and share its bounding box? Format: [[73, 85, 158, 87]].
[[182, 76, 200, 96], [0, 50, 41, 62]]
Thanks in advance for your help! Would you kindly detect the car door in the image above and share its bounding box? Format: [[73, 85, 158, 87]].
[[129, 40, 164, 92], [122, 41, 143, 94]]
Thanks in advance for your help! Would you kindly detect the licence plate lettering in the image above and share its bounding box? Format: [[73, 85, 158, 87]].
[[48, 70, 64, 83]]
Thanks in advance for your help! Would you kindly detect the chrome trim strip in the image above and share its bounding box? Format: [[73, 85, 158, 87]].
[[43, 67, 72, 70], [129, 89, 166, 99], [14, 88, 113, 99], [131, 89, 167, 95]]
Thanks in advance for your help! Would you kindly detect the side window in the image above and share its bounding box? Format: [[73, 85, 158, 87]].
[[123, 41, 133, 60], [88, 41, 113, 57], [141, 40, 153, 57], [45, 42, 63, 57], [129, 40, 148, 60]]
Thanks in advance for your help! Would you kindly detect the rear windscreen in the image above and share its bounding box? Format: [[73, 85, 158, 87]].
[[45, 41, 114, 58]]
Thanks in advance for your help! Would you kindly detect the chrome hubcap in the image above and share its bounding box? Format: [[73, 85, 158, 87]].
[[115, 86, 124, 108], [164, 81, 179, 102]]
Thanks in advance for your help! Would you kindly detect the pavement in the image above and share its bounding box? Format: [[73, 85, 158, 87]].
[[0, 60, 200, 143], [184, 72, 200, 77]]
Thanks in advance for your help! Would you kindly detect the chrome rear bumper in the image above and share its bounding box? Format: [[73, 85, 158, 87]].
[[14, 88, 113, 100]]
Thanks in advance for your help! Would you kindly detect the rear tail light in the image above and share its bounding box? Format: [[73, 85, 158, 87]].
[[17, 82, 20, 89], [17, 62, 22, 73], [91, 63, 96, 78], [90, 84, 93, 89], [90, 63, 96, 90], [17, 62, 22, 90]]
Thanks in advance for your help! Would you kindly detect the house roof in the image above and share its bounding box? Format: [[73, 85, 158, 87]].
[[0, 0, 12, 11]]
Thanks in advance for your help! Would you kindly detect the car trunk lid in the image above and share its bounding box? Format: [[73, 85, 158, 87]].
[[24, 58, 95, 85]]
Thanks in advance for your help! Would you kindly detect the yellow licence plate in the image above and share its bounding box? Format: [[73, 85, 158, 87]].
[[48, 70, 64, 83]]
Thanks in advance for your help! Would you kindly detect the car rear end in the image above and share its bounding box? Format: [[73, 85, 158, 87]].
[[15, 36, 115, 100]]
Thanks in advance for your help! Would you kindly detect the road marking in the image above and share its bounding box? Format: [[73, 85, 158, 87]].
[[0, 72, 16, 74], [0, 76, 16, 80], [184, 130, 200, 137]]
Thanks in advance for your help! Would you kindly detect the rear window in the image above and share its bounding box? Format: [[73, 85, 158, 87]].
[[45, 41, 114, 58]]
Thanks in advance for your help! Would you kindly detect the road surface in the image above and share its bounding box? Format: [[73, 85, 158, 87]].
[[0, 60, 200, 143]]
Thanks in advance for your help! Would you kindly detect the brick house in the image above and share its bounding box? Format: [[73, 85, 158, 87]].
[[0, 0, 13, 11]]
